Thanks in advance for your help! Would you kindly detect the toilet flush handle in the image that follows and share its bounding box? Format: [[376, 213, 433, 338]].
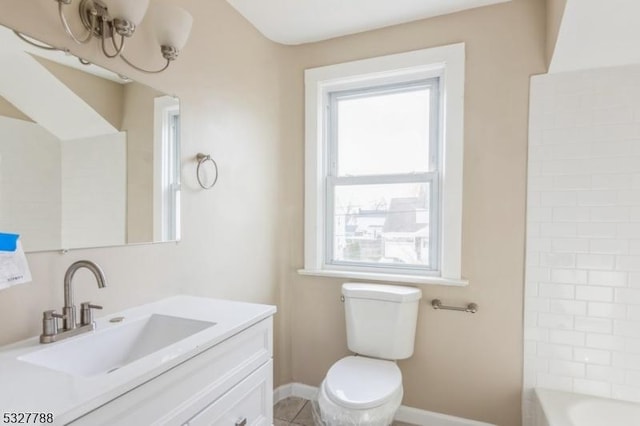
[[235, 418, 247, 426]]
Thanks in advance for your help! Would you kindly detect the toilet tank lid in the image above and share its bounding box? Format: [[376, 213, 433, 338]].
[[342, 283, 422, 302]]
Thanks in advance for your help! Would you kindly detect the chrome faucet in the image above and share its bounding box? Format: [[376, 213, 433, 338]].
[[40, 260, 107, 344], [62, 260, 106, 330]]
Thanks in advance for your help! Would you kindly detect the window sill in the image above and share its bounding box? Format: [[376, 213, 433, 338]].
[[297, 269, 468, 286]]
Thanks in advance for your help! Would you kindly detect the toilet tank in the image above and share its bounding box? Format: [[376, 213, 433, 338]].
[[342, 283, 422, 360]]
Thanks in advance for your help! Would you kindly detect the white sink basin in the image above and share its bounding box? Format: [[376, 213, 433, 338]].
[[18, 314, 216, 377]]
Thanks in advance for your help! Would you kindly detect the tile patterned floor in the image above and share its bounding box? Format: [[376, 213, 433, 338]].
[[274, 397, 414, 426], [274, 397, 313, 426]]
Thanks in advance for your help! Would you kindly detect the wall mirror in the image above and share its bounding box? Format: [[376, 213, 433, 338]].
[[0, 25, 181, 253]]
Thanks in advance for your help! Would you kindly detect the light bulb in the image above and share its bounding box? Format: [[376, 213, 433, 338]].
[[153, 3, 193, 50], [102, 0, 150, 26]]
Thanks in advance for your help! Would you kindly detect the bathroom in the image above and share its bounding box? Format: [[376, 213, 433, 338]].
[[0, 0, 637, 425]]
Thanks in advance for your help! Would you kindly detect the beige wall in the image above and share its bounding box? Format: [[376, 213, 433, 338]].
[[0, 1, 548, 425], [282, 1, 546, 425], [0, 0, 291, 386], [546, 0, 567, 66], [121, 82, 163, 243]]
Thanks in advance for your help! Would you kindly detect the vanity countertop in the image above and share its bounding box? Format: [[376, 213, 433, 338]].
[[0, 295, 276, 424]]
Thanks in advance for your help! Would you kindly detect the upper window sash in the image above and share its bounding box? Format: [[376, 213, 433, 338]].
[[326, 78, 441, 178]]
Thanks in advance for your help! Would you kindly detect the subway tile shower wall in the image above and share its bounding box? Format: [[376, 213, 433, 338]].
[[524, 65, 640, 426]]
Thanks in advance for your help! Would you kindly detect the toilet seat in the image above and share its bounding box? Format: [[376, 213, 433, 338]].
[[324, 356, 402, 410]]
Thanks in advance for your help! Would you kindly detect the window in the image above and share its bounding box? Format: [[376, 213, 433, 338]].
[[328, 80, 440, 272], [154, 95, 181, 242], [301, 44, 467, 285]]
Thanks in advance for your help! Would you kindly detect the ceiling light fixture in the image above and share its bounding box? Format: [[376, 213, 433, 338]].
[[55, 0, 193, 73]]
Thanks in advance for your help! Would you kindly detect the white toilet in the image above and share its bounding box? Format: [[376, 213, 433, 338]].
[[317, 283, 422, 426]]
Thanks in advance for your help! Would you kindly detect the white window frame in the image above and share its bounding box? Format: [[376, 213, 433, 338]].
[[299, 43, 467, 286]]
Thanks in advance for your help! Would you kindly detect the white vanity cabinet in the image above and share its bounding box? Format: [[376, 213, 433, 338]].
[[68, 317, 273, 426]]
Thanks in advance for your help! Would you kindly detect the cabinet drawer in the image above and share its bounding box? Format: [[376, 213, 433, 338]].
[[70, 318, 272, 426], [186, 360, 272, 426]]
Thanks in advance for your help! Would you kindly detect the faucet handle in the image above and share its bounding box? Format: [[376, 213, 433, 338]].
[[41, 310, 66, 339], [80, 302, 103, 326], [81, 302, 103, 310], [44, 310, 66, 320]]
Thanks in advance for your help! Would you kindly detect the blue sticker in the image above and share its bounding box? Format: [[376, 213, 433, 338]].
[[0, 233, 19, 252]]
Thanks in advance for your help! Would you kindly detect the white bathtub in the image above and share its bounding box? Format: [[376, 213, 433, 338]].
[[534, 388, 640, 426]]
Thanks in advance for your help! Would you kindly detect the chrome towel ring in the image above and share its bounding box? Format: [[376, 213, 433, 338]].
[[196, 153, 218, 190]]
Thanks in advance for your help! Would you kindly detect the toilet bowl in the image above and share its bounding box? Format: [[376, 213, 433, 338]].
[[317, 356, 403, 426], [316, 283, 422, 426]]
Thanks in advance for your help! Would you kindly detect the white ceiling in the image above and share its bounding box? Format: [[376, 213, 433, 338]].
[[550, 0, 640, 73], [226, 0, 511, 45]]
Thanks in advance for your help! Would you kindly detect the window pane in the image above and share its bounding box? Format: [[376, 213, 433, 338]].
[[332, 182, 431, 268], [336, 87, 432, 176]]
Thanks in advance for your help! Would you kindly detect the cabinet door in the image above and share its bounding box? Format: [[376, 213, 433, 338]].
[[187, 360, 273, 426]]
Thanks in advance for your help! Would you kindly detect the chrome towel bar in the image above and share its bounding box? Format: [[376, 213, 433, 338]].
[[431, 299, 478, 314]]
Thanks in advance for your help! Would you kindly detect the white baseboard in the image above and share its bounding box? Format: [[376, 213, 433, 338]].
[[274, 383, 494, 426], [274, 382, 318, 403]]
